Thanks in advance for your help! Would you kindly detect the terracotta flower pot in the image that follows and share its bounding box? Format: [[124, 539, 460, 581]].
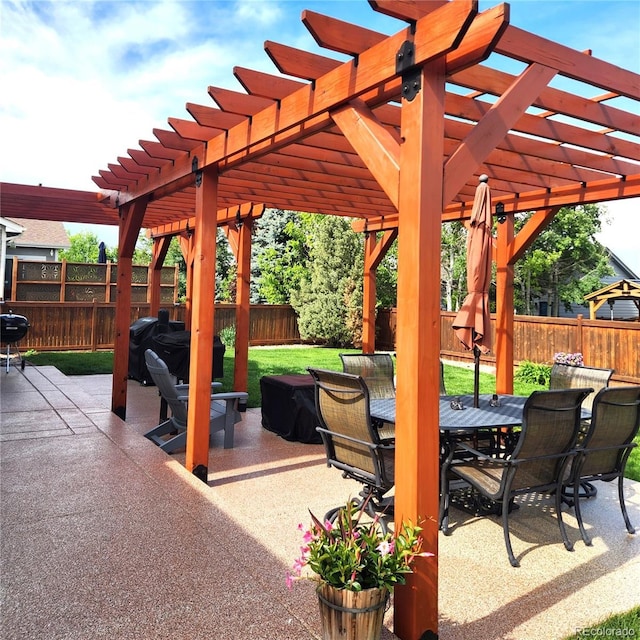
[[317, 583, 389, 640]]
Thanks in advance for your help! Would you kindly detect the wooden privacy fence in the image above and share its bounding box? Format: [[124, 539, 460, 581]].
[[4, 258, 178, 304], [3, 303, 638, 384], [376, 309, 639, 384], [3, 302, 300, 351]]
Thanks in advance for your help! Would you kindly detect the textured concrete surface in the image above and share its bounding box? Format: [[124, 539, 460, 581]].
[[1, 363, 638, 640]]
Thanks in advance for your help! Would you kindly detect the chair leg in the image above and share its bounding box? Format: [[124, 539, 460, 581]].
[[573, 477, 592, 546], [501, 501, 519, 567], [439, 465, 452, 535], [555, 483, 575, 552], [222, 400, 235, 449], [618, 475, 636, 535]]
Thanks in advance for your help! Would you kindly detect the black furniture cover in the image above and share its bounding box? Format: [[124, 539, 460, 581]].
[[152, 331, 225, 382], [128, 311, 185, 385], [260, 374, 322, 444]]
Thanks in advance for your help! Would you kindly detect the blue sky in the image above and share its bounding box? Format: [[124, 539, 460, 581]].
[[1, 0, 639, 271]]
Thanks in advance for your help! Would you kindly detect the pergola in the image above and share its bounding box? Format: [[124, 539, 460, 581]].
[[5, 1, 640, 637]]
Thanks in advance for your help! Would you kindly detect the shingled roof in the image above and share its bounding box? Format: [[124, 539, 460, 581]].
[[6, 217, 70, 249]]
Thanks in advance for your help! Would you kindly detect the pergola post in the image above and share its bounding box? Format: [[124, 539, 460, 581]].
[[394, 57, 446, 640], [185, 166, 218, 481], [111, 198, 147, 419], [178, 232, 195, 329], [362, 229, 398, 353], [149, 236, 172, 317], [495, 214, 515, 394], [225, 211, 253, 394], [362, 232, 377, 352]]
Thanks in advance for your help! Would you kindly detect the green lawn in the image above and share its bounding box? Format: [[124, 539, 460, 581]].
[[24, 347, 639, 481], [562, 606, 639, 640]]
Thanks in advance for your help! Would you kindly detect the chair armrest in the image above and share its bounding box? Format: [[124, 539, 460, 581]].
[[453, 440, 500, 462], [316, 427, 394, 452], [212, 392, 249, 401], [175, 382, 222, 392]]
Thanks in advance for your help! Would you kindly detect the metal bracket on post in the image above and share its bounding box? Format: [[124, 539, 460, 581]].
[[192, 156, 202, 187], [396, 40, 421, 102]]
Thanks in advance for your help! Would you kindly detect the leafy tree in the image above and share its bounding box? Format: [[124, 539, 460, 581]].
[[132, 231, 152, 265], [291, 215, 364, 347], [441, 221, 468, 311], [515, 205, 612, 316], [251, 208, 310, 303], [59, 231, 116, 262]]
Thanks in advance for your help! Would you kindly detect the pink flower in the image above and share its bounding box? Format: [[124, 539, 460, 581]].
[[285, 572, 296, 590], [377, 540, 391, 556]]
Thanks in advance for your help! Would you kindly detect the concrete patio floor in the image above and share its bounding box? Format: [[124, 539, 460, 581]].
[[1, 363, 639, 640]]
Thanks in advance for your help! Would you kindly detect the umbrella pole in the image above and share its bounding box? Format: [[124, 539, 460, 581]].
[[473, 346, 480, 408]]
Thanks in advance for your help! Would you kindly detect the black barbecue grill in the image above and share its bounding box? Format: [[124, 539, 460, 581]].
[[1, 311, 30, 373]]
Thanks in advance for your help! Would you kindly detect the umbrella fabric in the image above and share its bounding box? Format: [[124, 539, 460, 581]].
[[98, 241, 107, 264], [452, 181, 493, 354]]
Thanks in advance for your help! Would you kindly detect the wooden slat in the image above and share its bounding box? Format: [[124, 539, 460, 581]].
[[207, 86, 275, 115], [186, 103, 246, 129], [496, 25, 640, 100], [302, 10, 386, 56], [127, 148, 167, 169], [264, 41, 342, 81]]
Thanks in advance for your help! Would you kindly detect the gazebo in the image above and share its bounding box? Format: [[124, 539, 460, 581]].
[[3, 2, 640, 638], [584, 279, 640, 320]]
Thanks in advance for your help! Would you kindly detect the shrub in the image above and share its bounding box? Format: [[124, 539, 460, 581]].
[[515, 360, 551, 386]]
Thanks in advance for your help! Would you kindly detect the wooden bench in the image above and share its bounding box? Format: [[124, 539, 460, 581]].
[[550, 364, 614, 412]]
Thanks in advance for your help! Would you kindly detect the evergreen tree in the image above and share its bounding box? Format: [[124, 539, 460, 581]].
[[291, 215, 364, 347]]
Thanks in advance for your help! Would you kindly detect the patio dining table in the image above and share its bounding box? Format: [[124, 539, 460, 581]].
[[370, 393, 527, 432]]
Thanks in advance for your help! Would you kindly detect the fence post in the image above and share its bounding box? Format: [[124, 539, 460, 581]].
[[91, 300, 98, 352], [60, 259, 67, 302], [576, 314, 584, 362]]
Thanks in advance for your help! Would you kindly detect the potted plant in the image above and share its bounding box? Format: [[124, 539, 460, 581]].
[[287, 499, 432, 640]]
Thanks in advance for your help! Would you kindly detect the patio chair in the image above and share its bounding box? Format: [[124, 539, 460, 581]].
[[340, 353, 396, 441], [440, 387, 592, 567], [550, 363, 613, 413], [550, 363, 614, 499], [339, 353, 395, 399], [308, 367, 395, 531], [143, 349, 248, 453], [565, 386, 640, 546]]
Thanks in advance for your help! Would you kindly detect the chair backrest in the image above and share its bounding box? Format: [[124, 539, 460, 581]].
[[339, 353, 395, 399], [308, 368, 394, 490], [550, 364, 613, 412], [144, 349, 188, 428], [578, 386, 640, 478], [510, 388, 592, 490]]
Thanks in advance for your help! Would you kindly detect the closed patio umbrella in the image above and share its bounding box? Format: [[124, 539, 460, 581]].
[[98, 241, 107, 264], [452, 175, 493, 407]]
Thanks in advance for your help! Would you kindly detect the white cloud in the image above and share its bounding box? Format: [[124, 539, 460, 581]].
[[596, 198, 640, 276]]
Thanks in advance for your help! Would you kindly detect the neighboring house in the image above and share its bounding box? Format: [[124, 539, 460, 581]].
[[1, 217, 26, 303], [556, 249, 639, 320], [3, 218, 70, 303], [4, 217, 70, 262]]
